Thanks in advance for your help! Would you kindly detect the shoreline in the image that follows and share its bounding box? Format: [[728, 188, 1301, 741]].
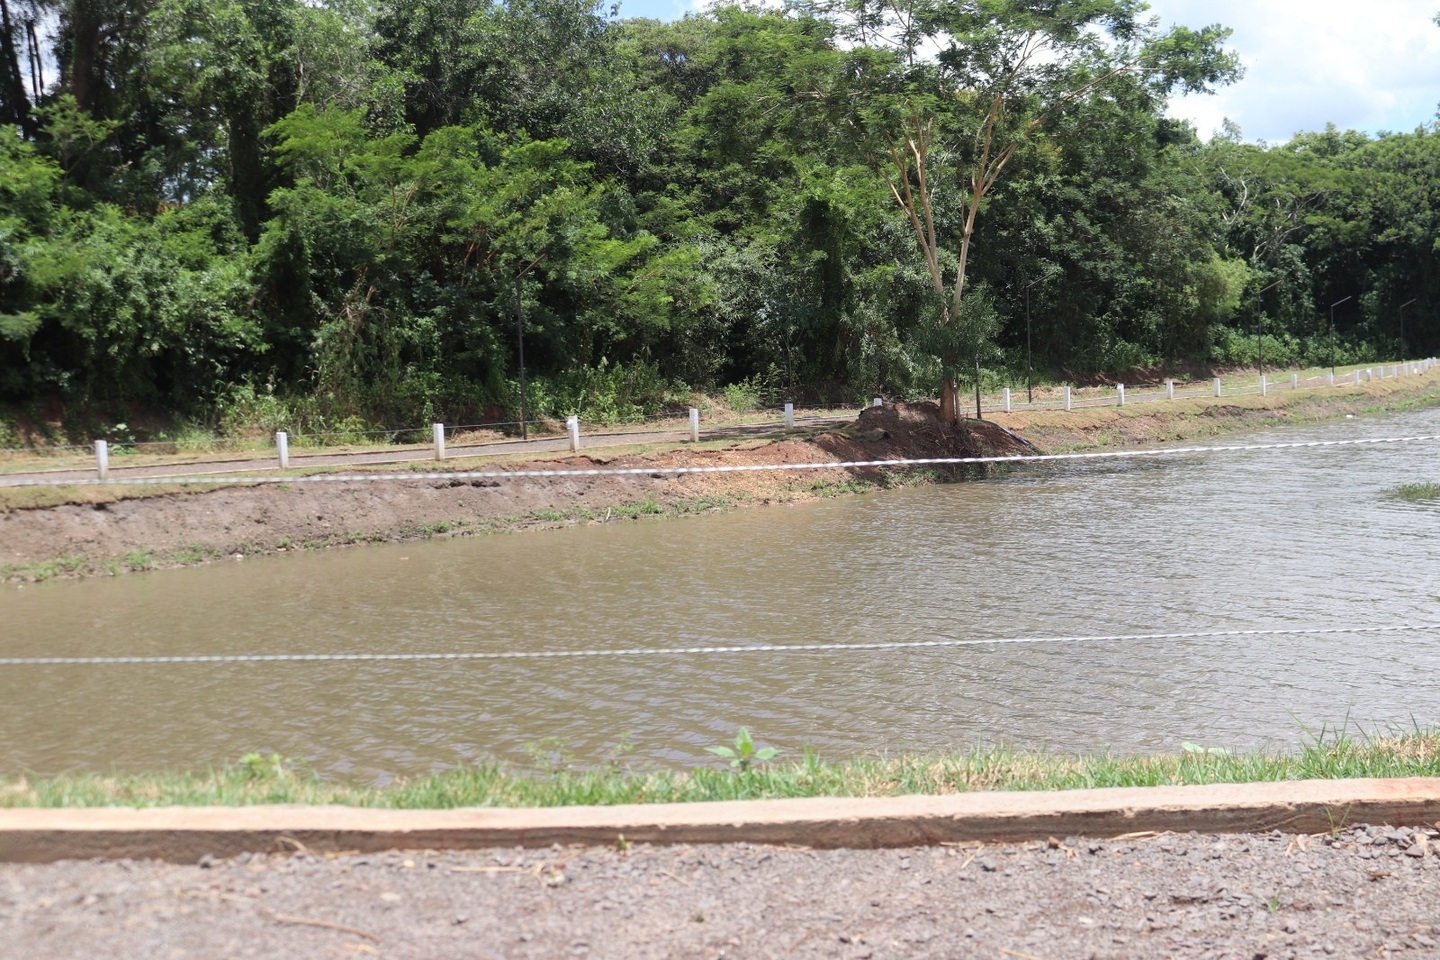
[[3, 731, 1438, 814], [3, 372, 1439, 583]]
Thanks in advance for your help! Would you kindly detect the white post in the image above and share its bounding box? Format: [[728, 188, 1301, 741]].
[[1213, 378, 1222, 397], [1063, 386, 1072, 411], [1259, 375, 1267, 397], [688, 407, 700, 442], [1327, 372, 1335, 386], [1002, 387, 1012, 413], [1117, 384, 1125, 407], [873, 397, 882, 408], [94, 439, 109, 480], [1166, 379, 1174, 400], [1354, 370, 1362, 385], [275, 432, 288, 470], [784, 402, 795, 428], [1292, 374, 1298, 389], [432, 423, 445, 460], [567, 415, 580, 452]]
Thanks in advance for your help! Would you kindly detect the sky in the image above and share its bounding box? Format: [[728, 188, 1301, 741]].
[[612, 0, 1440, 144]]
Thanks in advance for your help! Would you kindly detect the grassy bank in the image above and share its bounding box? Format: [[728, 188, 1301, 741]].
[[4, 732, 1437, 810]]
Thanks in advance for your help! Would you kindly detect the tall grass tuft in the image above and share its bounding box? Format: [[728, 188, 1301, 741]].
[[1389, 482, 1440, 502]]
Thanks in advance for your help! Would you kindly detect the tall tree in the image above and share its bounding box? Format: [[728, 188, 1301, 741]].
[[830, 0, 1239, 422]]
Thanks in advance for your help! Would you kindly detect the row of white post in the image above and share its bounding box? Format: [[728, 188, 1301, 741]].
[[85, 359, 1440, 478], [1021, 358, 1438, 415]]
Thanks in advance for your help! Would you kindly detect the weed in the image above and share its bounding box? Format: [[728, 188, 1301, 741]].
[[1389, 482, 1440, 502], [531, 508, 566, 522], [422, 520, 452, 536], [1180, 742, 1232, 757], [522, 737, 575, 774], [707, 727, 778, 772], [123, 549, 155, 571], [809, 477, 875, 497], [238, 752, 292, 780], [606, 496, 666, 520], [1265, 889, 1283, 914]]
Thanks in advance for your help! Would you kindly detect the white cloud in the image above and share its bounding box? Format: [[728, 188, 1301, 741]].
[[1148, 0, 1440, 142]]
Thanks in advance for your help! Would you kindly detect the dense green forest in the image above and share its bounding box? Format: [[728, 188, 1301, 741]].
[[1, 0, 1437, 434]]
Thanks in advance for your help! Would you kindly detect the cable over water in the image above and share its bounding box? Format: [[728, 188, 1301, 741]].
[[3, 624, 1436, 667], [4, 434, 1440, 487]]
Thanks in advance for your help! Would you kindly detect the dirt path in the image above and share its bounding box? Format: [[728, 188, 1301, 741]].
[[5, 823, 1439, 959], [0, 418, 850, 486]]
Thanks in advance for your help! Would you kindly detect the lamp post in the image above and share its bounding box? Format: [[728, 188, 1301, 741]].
[[1023, 275, 1045, 404], [512, 253, 548, 442], [514, 276, 528, 441], [1398, 298, 1417, 360], [1254, 278, 1283, 377], [1329, 295, 1352, 379]]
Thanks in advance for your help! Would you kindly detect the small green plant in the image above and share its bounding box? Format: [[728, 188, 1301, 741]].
[[723, 379, 762, 416], [707, 727, 778, 772], [1265, 888, 1283, 914], [1180, 742, 1231, 757], [238, 752, 291, 780], [123, 549, 154, 571], [1390, 482, 1440, 502], [522, 737, 574, 773]]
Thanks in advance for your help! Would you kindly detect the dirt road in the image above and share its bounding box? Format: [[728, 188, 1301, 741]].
[[5, 823, 1439, 959], [0, 417, 854, 487]]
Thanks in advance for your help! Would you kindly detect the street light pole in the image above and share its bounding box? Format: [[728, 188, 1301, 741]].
[[1329, 295, 1352, 379], [515, 275, 528, 441], [1024, 276, 1044, 404], [1254, 278, 1283, 377], [1398, 298, 1417, 360], [512, 252, 549, 442]]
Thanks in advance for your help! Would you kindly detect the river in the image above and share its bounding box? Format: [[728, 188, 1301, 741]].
[[3, 408, 1439, 781]]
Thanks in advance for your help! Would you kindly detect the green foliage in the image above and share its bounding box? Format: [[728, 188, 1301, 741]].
[[1389, 483, 1440, 503], [706, 727, 779, 772], [0, 0, 1436, 425], [237, 752, 293, 780]]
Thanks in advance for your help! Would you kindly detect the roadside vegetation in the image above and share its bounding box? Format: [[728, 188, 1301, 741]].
[[4, 731, 1437, 810]]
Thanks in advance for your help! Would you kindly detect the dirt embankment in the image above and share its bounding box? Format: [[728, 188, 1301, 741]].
[[3, 376, 1438, 582]]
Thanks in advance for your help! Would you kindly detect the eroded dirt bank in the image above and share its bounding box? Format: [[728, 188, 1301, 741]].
[[4, 376, 1438, 582]]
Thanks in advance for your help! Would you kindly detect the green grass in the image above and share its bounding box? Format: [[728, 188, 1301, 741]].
[[1390, 482, 1440, 502], [4, 731, 1437, 810]]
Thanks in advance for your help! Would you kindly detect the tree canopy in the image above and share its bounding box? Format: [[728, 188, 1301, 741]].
[[1, 0, 1437, 431]]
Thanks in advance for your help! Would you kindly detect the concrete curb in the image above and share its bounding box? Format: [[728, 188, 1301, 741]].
[[4, 778, 1440, 863]]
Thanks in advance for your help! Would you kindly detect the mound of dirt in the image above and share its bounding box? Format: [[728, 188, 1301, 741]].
[[814, 401, 1038, 462]]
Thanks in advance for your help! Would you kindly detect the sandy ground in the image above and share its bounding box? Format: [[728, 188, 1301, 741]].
[[5, 823, 1440, 959]]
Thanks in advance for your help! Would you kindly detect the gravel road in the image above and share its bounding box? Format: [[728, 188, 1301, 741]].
[[4, 823, 1440, 959]]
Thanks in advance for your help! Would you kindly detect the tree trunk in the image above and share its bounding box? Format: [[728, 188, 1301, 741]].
[[68, 0, 103, 112], [939, 375, 961, 425], [0, 0, 33, 136]]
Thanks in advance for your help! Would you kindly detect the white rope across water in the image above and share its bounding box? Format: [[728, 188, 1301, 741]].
[[4, 434, 1440, 487], [2, 624, 1435, 667]]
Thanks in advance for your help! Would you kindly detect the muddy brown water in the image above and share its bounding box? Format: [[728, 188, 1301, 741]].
[[3, 409, 1440, 782]]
